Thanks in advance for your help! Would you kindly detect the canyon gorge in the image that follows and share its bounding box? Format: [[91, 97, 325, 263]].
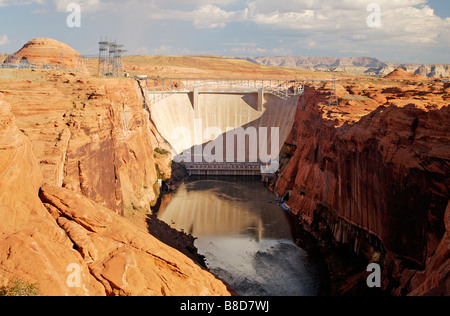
[[0, 38, 448, 296]]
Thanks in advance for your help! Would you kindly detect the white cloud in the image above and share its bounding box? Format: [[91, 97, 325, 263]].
[[0, 0, 45, 6], [144, 0, 448, 40], [145, 0, 450, 50], [150, 4, 248, 29], [0, 0, 103, 13], [1, 0, 447, 61], [52, 0, 104, 13], [0, 35, 10, 46]]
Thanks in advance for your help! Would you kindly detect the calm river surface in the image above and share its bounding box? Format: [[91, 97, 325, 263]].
[[157, 176, 327, 296]]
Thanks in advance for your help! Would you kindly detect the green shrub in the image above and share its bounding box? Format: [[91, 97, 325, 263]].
[[154, 148, 170, 156], [0, 280, 41, 296]]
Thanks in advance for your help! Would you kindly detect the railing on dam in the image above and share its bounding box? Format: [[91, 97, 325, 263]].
[[134, 76, 340, 109], [184, 162, 263, 176], [140, 77, 307, 104]]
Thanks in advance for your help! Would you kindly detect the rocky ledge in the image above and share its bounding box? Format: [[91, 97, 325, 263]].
[[274, 80, 449, 296]]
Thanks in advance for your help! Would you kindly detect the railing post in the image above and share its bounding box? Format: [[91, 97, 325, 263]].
[[193, 86, 199, 110], [258, 88, 264, 112], [285, 80, 289, 100]]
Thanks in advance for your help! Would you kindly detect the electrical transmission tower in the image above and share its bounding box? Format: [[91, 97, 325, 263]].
[[98, 37, 111, 76], [98, 37, 127, 77]]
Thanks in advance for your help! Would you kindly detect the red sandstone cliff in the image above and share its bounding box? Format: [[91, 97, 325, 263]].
[[4, 38, 88, 73], [1, 70, 170, 216], [0, 72, 231, 296], [275, 82, 449, 295]]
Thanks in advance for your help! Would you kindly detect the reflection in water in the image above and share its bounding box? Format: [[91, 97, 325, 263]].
[[157, 177, 324, 296]]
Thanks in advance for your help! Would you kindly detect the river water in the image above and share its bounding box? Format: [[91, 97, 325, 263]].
[[157, 176, 327, 296]]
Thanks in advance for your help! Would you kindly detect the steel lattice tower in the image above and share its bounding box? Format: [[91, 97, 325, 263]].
[[98, 37, 127, 77]]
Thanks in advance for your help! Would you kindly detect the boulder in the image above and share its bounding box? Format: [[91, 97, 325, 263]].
[[40, 185, 232, 296]]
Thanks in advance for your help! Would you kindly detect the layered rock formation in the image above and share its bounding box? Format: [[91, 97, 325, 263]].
[[39, 185, 231, 296], [4, 38, 88, 73], [0, 100, 101, 296], [0, 89, 231, 296], [244, 56, 450, 78], [275, 81, 449, 295], [409, 202, 450, 296], [384, 68, 425, 80], [0, 70, 168, 216]]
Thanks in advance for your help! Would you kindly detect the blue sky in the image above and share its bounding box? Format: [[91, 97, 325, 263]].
[[0, 0, 449, 64]]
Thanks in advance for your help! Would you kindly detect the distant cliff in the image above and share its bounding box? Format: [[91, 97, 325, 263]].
[[274, 80, 450, 295], [242, 56, 450, 78]]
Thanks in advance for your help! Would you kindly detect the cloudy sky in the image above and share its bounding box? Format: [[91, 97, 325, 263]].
[[0, 0, 449, 64]]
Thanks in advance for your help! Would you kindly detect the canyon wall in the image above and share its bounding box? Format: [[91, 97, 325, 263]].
[[1, 70, 168, 216], [275, 83, 449, 295], [0, 70, 232, 296]]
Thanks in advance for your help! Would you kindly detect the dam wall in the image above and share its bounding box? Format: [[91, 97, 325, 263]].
[[148, 90, 299, 170]]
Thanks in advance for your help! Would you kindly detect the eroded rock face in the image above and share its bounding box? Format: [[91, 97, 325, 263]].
[[275, 83, 450, 295], [5, 38, 88, 73], [409, 202, 449, 296], [0, 100, 104, 296], [40, 185, 231, 296], [1, 71, 165, 216], [0, 100, 46, 232], [0, 100, 231, 296]]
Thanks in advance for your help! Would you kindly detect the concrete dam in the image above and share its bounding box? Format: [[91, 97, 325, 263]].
[[139, 78, 303, 176]]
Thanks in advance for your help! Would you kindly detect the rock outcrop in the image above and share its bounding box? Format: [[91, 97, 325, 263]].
[[0, 100, 103, 295], [384, 68, 425, 80], [0, 99, 232, 296], [409, 202, 450, 296], [1, 70, 167, 216], [274, 82, 450, 295], [39, 185, 231, 296], [4, 38, 88, 73], [245, 56, 450, 78]]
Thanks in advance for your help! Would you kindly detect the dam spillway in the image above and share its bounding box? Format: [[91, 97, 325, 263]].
[[141, 78, 303, 175]]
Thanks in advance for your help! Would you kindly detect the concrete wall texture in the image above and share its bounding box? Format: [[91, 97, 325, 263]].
[[149, 90, 299, 164]]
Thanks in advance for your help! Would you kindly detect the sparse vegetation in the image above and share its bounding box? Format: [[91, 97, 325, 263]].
[[154, 147, 170, 156], [0, 280, 41, 296], [154, 163, 167, 181], [55, 131, 63, 143]]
